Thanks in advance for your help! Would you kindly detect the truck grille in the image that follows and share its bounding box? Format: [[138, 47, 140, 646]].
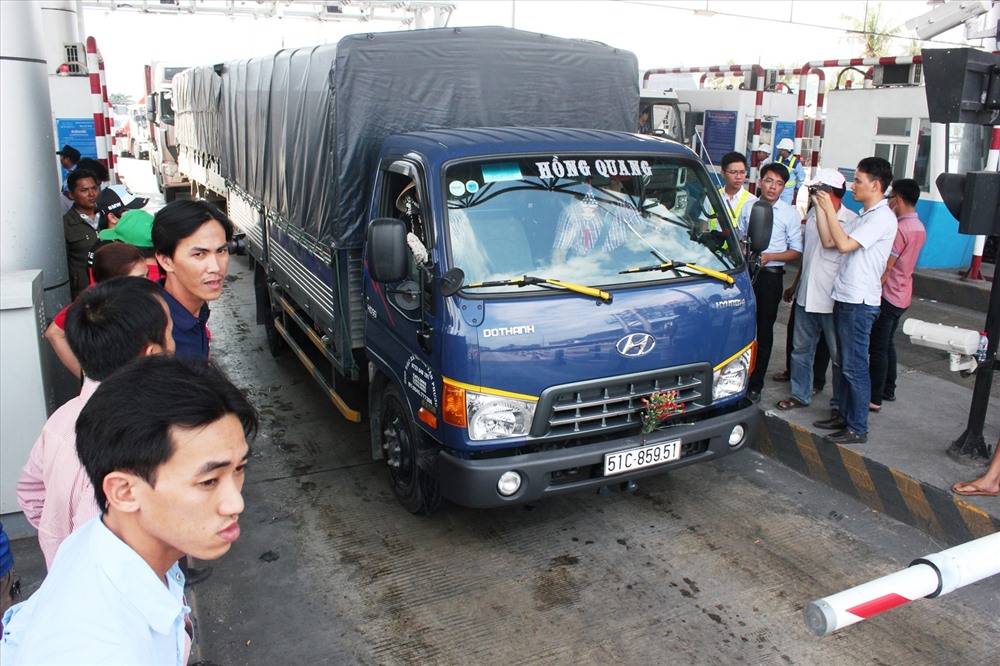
[[531, 364, 711, 439]]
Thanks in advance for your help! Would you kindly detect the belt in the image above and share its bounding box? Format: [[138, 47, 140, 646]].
[[761, 266, 785, 274]]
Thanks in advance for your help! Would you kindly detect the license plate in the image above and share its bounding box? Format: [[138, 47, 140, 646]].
[[604, 439, 681, 476]]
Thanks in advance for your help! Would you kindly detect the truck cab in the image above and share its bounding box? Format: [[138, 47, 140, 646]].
[[639, 89, 688, 144], [364, 128, 758, 512]]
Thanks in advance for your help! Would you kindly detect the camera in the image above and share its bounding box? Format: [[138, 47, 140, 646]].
[[808, 183, 833, 196]]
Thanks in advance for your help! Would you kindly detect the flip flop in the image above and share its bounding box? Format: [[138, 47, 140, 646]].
[[776, 397, 807, 410], [951, 481, 999, 497], [869, 403, 881, 413]]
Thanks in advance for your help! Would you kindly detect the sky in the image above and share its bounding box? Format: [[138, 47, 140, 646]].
[[79, 0, 975, 98]]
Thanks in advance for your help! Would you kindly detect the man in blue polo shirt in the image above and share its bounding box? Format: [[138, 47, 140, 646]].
[[152, 200, 234, 359], [737, 162, 803, 402]]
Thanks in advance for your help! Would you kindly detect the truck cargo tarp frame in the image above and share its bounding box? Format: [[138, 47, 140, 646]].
[[173, 27, 640, 248]]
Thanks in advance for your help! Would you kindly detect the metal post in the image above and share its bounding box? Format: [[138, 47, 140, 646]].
[[949, 253, 1000, 461]]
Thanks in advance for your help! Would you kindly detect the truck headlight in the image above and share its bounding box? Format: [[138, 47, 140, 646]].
[[467, 392, 536, 440], [713, 347, 751, 400]]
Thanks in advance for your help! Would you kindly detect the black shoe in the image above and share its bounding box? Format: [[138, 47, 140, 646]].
[[813, 413, 846, 430], [183, 565, 213, 587], [883, 393, 896, 402], [747, 390, 761, 403], [824, 429, 867, 444]]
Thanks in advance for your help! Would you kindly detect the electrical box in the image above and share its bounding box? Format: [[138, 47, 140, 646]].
[[922, 48, 1000, 125], [936, 171, 1000, 236], [873, 64, 922, 87], [0, 270, 50, 517]]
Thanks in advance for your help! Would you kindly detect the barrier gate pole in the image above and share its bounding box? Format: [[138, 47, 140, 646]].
[[804, 532, 1000, 636]]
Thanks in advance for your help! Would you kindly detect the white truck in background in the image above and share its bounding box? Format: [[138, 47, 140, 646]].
[[145, 61, 190, 200]]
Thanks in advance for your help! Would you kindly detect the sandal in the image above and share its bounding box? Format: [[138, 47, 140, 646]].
[[776, 397, 807, 410], [869, 403, 881, 413]]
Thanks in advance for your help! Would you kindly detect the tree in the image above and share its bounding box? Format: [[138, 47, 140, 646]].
[[109, 93, 134, 105], [842, 1, 902, 58]]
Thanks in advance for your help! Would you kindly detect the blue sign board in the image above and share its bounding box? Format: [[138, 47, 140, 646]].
[[702, 110, 737, 167], [56, 118, 97, 183]]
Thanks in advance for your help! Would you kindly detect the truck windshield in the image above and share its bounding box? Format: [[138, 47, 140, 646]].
[[445, 154, 743, 293]]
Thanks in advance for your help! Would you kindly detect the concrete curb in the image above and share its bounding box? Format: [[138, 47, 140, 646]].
[[912, 270, 992, 312], [754, 412, 1000, 547]]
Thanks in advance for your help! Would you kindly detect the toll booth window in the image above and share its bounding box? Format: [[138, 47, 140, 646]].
[[875, 117, 912, 137], [947, 123, 991, 175], [913, 119, 932, 192], [444, 155, 744, 294], [874, 143, 909, 181]]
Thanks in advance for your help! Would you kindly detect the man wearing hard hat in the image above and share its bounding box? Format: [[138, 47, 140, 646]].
[[775, 138, 806, 206]]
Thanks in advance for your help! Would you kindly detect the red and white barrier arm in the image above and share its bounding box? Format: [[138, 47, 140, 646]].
[[804, 532, 1000, 636]]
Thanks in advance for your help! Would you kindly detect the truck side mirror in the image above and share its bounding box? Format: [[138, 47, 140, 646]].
[[366, 217, 409, 283], [746, 201, 774, 254], [146, 96, 157, 124]]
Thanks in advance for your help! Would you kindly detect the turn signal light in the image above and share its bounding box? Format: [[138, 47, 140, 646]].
[[442, 382, 467, 428]]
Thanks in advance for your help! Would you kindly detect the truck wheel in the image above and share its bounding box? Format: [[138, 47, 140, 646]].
[[378, 385, 442, 515], [263, 315, 285, 357], [252, 265, 286, 357]]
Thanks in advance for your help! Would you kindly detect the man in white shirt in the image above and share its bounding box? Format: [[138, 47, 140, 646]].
[[1, 356, 258, 665], [813, 157, 897, 444], [775, 169, 857, 413]]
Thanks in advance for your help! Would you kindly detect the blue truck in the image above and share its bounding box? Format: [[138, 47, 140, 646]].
[[173, 27, 760, 514]]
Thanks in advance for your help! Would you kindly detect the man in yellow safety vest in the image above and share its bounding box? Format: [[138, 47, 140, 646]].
[[775, 138, 806, 206], [717, 151, 758, 230]]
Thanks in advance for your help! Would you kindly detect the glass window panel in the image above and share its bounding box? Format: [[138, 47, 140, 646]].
[[876, 117, 912, 137], [947, 123, 991, 173], [444, 155, 744, 293], [913, 119, 931, 191]]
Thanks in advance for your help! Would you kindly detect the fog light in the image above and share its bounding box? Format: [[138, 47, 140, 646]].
[[729, 424, 746, 447], [497, 470, 522, 497]]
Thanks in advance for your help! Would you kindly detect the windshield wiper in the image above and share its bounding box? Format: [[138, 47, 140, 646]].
[[464, 275, 612, 302], [619, 260, 734, 286]]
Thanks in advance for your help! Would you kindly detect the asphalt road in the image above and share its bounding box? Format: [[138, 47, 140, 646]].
[[184, 254, 999, 666]]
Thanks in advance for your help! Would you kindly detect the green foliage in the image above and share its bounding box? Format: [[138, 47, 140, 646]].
[[841, 1, 902, 58]]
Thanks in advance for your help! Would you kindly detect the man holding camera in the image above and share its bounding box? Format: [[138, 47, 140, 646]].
[[152, 200, 235, 359], [776, 169, 857, 413], [812, 157, 897, 444], [737, 162, 803, 402]]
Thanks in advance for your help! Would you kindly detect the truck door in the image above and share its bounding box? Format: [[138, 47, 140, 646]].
[[368, 160, 443, 418]]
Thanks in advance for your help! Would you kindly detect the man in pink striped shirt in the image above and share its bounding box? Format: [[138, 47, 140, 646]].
[[16, 277, 174, 568], [868, 179, 927, 411]]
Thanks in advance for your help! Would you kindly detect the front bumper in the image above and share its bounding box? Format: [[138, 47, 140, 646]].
[[438, 401, 759, 508]]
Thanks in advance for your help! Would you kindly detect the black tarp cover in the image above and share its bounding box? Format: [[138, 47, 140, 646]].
[[177, 27, 639, 248]]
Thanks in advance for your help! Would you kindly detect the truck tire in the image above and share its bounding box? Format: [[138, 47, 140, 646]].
[[377, 384, 442, 515], [253, 266, 286, 357]]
